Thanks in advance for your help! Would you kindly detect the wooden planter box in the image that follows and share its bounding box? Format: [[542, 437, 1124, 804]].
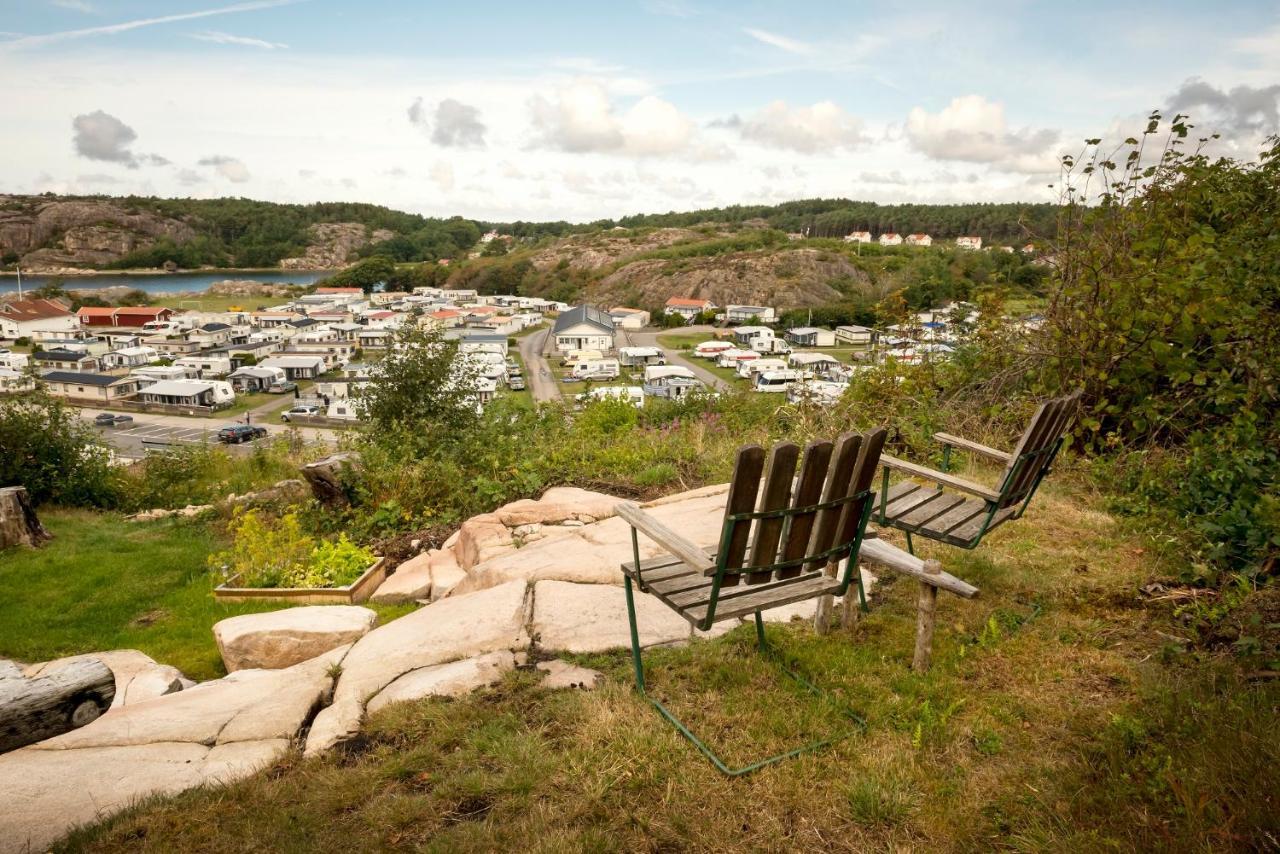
[[214, 557, 386, 605]]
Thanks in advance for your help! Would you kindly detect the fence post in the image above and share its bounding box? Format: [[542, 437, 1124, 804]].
[[912, 559, 943, 672]]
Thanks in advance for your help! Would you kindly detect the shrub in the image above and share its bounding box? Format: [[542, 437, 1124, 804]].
[[208, 510, 376, 589], [0, 392, 121, 507]]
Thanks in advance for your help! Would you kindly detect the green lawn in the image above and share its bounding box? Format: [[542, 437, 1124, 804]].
[[157, 293, 292, 313], [0, 510, 414, 681], [656, 331, 717, 351], [61, 482, 1280, 851]]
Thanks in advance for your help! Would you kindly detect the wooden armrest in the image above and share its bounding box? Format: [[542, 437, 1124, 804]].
[[615, 502, 718, 576], [859, 539, 979, 598], [933, 432, 1012, 464], [879, 455, 1002, 503]]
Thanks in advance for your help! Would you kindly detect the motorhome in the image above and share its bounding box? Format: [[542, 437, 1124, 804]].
[[173, 354, 233, 378], [572, 358, 621, 380], [753, 369, 802, 393], [617, 346, 666, 367], [693, 341, 734, 359]]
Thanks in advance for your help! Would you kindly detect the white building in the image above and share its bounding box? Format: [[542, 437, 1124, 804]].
[[834, 325, 878, 350], [785, 327, 836, 347], [0, 298, 78, 339], [609, 307, 650, 330], [879, 233, 903, 246], [725, 305, 776, 325], [956, 236, 983, 250], [101, 346, 159, 370], [905, 234, 933, 247], [663, 297, 716, 323], [843, 231, 872, 244], [551, 306, 615, 352]]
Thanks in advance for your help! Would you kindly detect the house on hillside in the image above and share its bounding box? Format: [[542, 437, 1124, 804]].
[[878, 233, 903, 246], [1, 298, 77, 339], [905, 234, 932, 247], [844, 231, 872, 244], [33, 348, 99, 372], [663, 297, 716, 323], [956, 236, 983, 250], [725, 305, 776, 325], [40, 371, 138, 403], [259, 354, 325, 380], [552, 306, 615, 352]]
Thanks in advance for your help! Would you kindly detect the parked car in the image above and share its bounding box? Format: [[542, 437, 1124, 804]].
[[93, 412, 134, 426], [577, 370, 619, 382], [508, 376, 526, 391], [280, 405, 321, 422], [217, 424, 268, 444], [266, 381, 298, 394]]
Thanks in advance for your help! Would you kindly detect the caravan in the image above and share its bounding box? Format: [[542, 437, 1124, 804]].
[[753, 369, 802, 393], [617, 346, 666, 367], [571, 358, 621, 380], [715, 348, 758, 369], [736, 357, 787, 380], [693, 340, 733, 359], [642, 365, 703, 399]]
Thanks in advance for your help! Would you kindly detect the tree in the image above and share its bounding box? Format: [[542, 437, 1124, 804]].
[[319, 256, 397, 293], [0, 392, 120, 507], [355, 325, 484, 443]]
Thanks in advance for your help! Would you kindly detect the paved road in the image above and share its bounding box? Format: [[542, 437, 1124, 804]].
[[76, 408, 338, 460], [624, 325, 730, 390], [517, 327, 562, 403]]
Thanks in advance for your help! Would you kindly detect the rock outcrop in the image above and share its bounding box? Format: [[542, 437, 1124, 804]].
[[279, 222, 393, 269], [213, 606, 377, 672], [528, 227, 705, 272], [0, 196, 197, 270]]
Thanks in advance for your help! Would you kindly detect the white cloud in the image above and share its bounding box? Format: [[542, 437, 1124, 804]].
[[905, 95, 1058, 172], [198, 154, 250, 182], [191, 30, 288, 49], [71, 110, 168, 167], [1, 0, 302, 50], [743, 27, 813, 55], [408, 97, 486, 148], [429, 161, 455, 192], [729, 100, 866, 153], [528, 80, 693, 157]]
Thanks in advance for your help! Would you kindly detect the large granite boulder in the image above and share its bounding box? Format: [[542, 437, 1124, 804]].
[[305, 580, 530, 756], [213, 606, 377, 672], [366, 651, 518, 714], [370, 551, 433, 604]]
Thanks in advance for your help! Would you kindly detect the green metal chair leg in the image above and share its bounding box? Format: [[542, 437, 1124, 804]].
[[905, 531, 915, 555], [624, 590, 865, 776]]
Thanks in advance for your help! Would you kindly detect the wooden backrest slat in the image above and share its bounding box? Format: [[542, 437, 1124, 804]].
[[718, 445, 765, 588], [745, 442, 800, 584], [998, 391, 1079, 507], [777, 440, 834, 579], [831, 427, 888, 549], [804, 432, 862, 573]]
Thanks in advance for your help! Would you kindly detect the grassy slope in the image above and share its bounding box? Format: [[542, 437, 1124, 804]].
[[58, 478, 1280, 851], [0, 510, 414, 681]]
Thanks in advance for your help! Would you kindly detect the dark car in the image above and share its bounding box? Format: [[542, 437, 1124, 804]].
[[217, 424, 268, 444], [94, 412, 134, 426]]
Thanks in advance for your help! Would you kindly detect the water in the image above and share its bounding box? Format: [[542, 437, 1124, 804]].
[[0, 270, 329, 298]]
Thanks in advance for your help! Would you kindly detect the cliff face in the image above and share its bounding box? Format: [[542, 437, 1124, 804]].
[[595, 247, 874, 310], [528, 228, 705, 272], [0, 197, 196, 270], [279, 223, 394, 270]]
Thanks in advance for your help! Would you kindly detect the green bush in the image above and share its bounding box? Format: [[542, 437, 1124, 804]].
[[208, 510, 376, 589], [0, 392, 121, 507]]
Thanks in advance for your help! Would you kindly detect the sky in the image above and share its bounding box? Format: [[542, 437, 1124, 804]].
[[1, 0, 1278, 223]]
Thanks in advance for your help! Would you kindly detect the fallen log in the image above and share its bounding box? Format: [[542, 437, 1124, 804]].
[[0, 659, 115, 753], [0, 486, 51, 550]]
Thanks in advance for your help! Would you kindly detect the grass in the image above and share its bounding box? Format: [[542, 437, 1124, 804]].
[[157, 293, 288, 313], [656, 331, 717, 351], [0, 509, 416, 681], [53, 479, 1280, 850]]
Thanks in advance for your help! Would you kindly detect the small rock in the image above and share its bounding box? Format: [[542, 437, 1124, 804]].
[[370, 553, 432, 604], [214, 606, 377, 672], [536, 659, 603, 690], [409, 538, 422, 551], [560, 519, 585, 528]]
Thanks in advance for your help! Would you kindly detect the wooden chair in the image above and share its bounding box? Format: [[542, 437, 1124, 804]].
[[874, 391, 1081, 553], [616, 427, 886, 775]]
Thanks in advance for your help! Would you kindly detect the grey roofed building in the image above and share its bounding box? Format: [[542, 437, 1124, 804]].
[[39, 370, 122, 386], [551, 305, 614, 335]]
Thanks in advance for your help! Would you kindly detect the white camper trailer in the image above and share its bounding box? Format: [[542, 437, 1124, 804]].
[[693, 341, 734, 359], [716, 348, 758, 369], [753, 369, 802, 393], [617, 346, 666, 367], [572, 358, 621, 380]]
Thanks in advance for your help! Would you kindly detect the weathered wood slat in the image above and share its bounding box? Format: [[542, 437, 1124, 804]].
[[932, 433, 1011, 463], [666, 569, 827, 611], [719, 445, 765, 588], [918, 498, 987, 537], [778, 440, 833, 580], [684, 575, 843, 624], [870, 480, 920, 512], [809, 432, 862, 633], [879, 455, 1001, 502], [859, 538, 979, 598], [615, 502, 717, 576], [746, 442, 799, 584], [882, 487, 944, 519], [897, 492, 965, 528], [944, 505, 1016, 544]]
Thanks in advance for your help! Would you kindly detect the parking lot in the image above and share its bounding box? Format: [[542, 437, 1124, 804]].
[[93, 420, 214, 459]]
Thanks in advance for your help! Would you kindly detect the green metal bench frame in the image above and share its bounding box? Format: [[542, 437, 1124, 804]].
[[618, 428, 886, 775], [875, 391, 1081, 553]]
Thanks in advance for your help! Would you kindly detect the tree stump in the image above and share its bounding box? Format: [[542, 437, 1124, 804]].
[[300, 453, 361, 508], [0, 658, 115, 753], [0, 486, 50, 550]]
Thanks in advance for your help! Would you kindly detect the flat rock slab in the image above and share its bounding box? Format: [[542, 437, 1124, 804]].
[[24, 649, 186, 708], [32, 646, 347, 751], [0, 738, 288, 854], [370, 552, 433, 604], [214, 605, 377, 672], [367, 651, 517, 714], [305, 580, 529, 756], [531, 580, 694, 653], [537, 659, 603, 690]]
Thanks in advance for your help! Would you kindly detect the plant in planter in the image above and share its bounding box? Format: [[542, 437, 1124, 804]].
[[209, 510, 376, 590]]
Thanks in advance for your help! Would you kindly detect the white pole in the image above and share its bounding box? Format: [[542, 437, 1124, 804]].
[[15, 265, 22, 299]]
